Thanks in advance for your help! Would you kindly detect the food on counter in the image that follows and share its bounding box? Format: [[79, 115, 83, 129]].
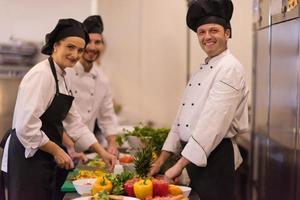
[[168, 185, 183, 196], [124, 177, 184, 199], [92, 176, 113, 195], [133, 179, 153, 200], [87, 160, 106, 168], [72, 170, 106, 180], [108, 171, 135, 195], [134, 146, 154, 178], [91, 190, 109, 200], [119, 154, 134, 164], [152, 179, 169, 197], [124, 177, 140, 197], [145, 194, 188, 200]]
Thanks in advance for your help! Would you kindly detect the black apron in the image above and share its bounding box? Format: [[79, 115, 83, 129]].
[[182, 138, 235, 200], [7, 57, 74, 200]]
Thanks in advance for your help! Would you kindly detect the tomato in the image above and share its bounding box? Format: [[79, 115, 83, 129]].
[[124, 177, 140, 197], [119, 155, 134, 163], [152, 178, 169, 197]]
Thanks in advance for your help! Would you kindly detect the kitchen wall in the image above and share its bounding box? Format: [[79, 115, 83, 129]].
[[0, 0, 92, 43], [97, 0, 187, 127]]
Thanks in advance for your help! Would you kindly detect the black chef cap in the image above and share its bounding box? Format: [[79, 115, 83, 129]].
[[186, 0, 234, 36], [83, 15, 104, 34], [41, 18, 90, 55]]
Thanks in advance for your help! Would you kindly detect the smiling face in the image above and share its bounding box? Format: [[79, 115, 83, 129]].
[[82, 33, 104, 63], [52, 36, 85, 69], [197, 23, 230, 58]]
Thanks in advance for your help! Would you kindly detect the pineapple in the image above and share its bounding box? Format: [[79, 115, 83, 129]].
[[134, 145, 154, 178]]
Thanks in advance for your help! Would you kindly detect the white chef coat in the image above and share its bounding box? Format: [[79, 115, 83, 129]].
[[1, 59, 98, 172], [66, 62, 118, 138], [162, 49, 249, 169]]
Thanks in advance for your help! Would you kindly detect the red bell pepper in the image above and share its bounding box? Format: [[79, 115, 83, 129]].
[[152, 178, 169, 197], [124, 177, 140, 197]]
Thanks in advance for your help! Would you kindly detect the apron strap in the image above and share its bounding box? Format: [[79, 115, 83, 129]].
[[48, 57, 60, 94]]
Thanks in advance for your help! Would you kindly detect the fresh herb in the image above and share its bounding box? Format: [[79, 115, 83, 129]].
[[91, 190, 109, 200], [106, 171, 135, 195], [116, 125, 170, 154]]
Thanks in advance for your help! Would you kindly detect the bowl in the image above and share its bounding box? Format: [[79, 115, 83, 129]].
[[178, 185, 192, 197], [72, 178, 96, 195]]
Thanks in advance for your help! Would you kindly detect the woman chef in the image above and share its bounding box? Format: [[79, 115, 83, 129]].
[[0, 18, 116, 200]]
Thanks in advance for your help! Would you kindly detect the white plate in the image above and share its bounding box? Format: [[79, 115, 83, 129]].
[[73, 196, 139, 200], [178, 185, 192, 197]]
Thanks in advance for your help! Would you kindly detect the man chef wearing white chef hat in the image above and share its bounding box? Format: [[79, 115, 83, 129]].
[[150, 0, 249, 199]]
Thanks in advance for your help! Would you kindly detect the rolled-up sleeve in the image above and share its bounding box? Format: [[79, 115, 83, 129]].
[[181, 65, 246, 166]]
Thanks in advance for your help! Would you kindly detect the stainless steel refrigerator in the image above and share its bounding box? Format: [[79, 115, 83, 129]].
[[251, 0, 300, 199]]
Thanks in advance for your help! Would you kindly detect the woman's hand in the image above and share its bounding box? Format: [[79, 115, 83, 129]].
[[54, 148, 75, 170], [40, 141, 74, 170]]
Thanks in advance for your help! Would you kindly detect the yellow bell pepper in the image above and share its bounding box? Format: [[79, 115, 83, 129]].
[[168, 184, 183, 196], [133, 179, 153, 200], [92, 176, 112, 195]]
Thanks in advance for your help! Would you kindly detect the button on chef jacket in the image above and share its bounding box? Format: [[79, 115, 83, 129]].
[[1, 59, 98, 172], [66, 62, 118, 138], [162, 49, 249, 169]]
